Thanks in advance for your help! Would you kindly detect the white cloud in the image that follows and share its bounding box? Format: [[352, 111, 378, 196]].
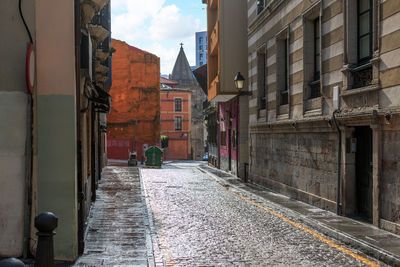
[[111, 0, 202, 74], [148, 5, 201, 40]]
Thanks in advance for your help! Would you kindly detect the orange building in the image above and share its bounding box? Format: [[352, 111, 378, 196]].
[[160, 88, 192, 159], [107, 39, 160, 161]]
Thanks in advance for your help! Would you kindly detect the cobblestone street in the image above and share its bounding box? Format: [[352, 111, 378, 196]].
[[142, 161, 384, 266]]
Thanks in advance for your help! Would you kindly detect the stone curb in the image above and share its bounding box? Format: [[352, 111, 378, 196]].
[[197, 165, 400, 267]]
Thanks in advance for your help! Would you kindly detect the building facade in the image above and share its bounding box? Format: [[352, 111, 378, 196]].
[[196, 31, 208, 67], [205, 0, 249, 178], [170, 45, 206, 160], [247, 0, 400, 232], [160, 88, 192, 159], [161, 76, 179, 89], [107, 39, 160, 162], [0, 0, 112, 261]]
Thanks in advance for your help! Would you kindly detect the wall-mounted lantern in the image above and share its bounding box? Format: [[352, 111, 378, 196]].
[[234, 72, 252, 96]]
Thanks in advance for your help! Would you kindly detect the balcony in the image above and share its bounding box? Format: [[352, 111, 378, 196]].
[[208, 75, 219, 102], [89, 25, 110, 49], [95, 49, 110, 62], [95, 61, 109, 75], [81, 0, 109, 26], [209, 22, 219, 56]]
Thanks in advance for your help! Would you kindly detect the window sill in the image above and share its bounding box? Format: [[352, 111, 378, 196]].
[[258, 108, 267, 121], [341, 84, 380, 97], [277, 113, 289, 121], [304, 108, 322, 117], [304, 97, 322, 113]]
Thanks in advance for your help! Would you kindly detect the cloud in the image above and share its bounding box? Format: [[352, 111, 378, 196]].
[[111, 0, 166, 43], [111, 0, 202, 74], [148, 5, 201, 41]]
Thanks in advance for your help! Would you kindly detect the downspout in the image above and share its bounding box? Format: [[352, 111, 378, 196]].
[[236, 97, 239, 177], [74, 0, 85, 255], [332, 110, 341, 215]]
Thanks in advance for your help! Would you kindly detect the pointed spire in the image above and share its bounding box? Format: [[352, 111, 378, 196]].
[[171, 44, 197, 87]]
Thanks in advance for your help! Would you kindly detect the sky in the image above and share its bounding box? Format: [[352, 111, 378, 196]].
[[111, 0, 207, 76]]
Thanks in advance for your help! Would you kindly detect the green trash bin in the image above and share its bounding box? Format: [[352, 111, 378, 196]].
[[145, 146, 163, 167]]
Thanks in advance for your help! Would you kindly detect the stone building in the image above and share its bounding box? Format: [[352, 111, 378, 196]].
[[247, 0, 400, 232], [107, 39, 160, 162], [170, 45, 205, 160]]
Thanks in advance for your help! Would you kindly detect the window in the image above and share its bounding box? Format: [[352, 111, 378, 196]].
[[174, 98, 182, 112], [358, 0, 372, 64], [200, 61, 203, 65], [257, 0, 264, 14], [314, 18, 321, 81], [199, 37, 203, 44], [257, 46, 267, 110], [310, 17, 321, 99], [220, 131, 226, 146], [278, 38, 289, 106], [199, 45, 203, 51], [200, 54, 203, 60], [174, 116, 182, 131], [342, 0, 379, 91]]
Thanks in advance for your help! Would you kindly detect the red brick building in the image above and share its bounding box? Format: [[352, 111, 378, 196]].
[[107, 39, 160, 161], [160, 88, 192, 159]]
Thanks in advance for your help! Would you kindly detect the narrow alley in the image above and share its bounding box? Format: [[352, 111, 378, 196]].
[[74, 162, 388, 266]]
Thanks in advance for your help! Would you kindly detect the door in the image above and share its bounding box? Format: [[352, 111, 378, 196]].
[[355, 126, 373, 221], [228, 129, 232, 171]]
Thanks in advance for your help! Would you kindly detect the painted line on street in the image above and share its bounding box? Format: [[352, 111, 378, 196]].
[[199, 168, 381, 267]]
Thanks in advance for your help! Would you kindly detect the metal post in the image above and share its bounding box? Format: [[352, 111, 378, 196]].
[[34, 212, 58, 267], [0, 258, 25, 267]]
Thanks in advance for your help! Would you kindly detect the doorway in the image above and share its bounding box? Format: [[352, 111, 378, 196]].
[[228, 128, 232, 171], [355, 126, 373, 222]]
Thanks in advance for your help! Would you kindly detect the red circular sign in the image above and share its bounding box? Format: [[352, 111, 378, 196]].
[[26, 43, 35, 94]]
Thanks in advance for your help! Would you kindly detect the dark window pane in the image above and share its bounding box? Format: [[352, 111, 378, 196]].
[[359, 35, 371, 59], [359, 0, 370, 13], [359, 13, 370, 36], [257, 0, 264, 14]]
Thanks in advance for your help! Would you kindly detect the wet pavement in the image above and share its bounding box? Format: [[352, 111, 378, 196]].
[[73, 167, 154, 267], [71, 161, 398, 266], [141, 161, 386, 266]]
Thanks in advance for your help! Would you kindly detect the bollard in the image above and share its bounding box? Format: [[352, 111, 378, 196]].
[[0, 258, 25, 267], [34, 212, 58, 267]]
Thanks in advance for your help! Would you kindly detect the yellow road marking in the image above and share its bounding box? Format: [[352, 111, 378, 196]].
[[204, 172, 381, 267]]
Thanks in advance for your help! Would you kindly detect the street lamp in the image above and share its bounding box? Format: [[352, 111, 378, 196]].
[[234, 72, 245, 90], [234, 72, 252, 96]]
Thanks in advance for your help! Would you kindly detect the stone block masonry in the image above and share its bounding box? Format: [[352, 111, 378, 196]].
[[250, 127, 339, 212]]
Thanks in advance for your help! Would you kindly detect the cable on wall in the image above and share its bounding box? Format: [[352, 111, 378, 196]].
[[19, 0, 33, 44]]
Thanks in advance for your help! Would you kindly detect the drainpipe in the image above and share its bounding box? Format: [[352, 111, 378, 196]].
[[332, 110, 341, 215], [74, 0, 85, 255], [236, 97, 239, 177]]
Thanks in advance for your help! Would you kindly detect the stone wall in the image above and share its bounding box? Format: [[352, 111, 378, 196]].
[[250, 127, 339, 211], [381, 117, 400, 224]]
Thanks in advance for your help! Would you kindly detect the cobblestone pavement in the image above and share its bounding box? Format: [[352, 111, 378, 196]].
[[141, 161, 385, 266], [73, 167, 153, 267]]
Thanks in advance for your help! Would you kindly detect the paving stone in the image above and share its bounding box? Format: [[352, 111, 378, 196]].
[[141, 161, 385, 266], [73, 167, 153, 267]]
